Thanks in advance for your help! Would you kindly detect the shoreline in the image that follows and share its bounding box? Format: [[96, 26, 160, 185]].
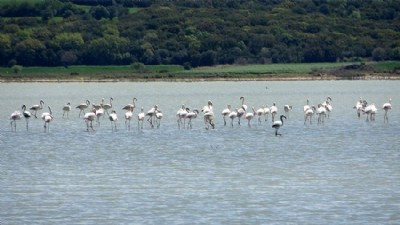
[[1, 74, 399, 82]]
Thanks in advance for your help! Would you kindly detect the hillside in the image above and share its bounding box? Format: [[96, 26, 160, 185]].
[[0, 0, 399, 69]]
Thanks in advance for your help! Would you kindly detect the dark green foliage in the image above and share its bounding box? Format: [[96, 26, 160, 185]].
[[0, 0, 400, 67]]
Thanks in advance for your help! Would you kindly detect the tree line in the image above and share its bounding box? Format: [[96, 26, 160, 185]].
[[0, 0, 399, 69]]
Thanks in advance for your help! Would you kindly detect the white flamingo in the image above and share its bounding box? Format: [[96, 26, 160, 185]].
[[254, 106, 265, 124], [245, 107, 256, 127], [270, 103, 278, 122], [83, 109, 96, 131], [237, 97, 247, 125], [304, 105, 316, 125], [41, 106, 53, 132], [9, 110, 22, 132], [177, 104, 188, 129], [101, 97, 113, 115], [186, 109, 199, 129], [137, 107, 145, 129], [155, 109, 163, 128], [228, 109, 238, 127], [146, 105, 158, 128], [122, 97, 137, 111], [303, 99, 310, 113], [30, 99, 44, 118], [283, 105, 292, 119], [363, 103, 377, 122], [263, 105, 270, 122], [109, 110, 118, 131], [382, 98, 392, 123], [221, 104, 232, 126], [95, 107, 105, 126], [202, 100, 214, 129], [62, 102, 71, 118], [22, 105, 32, 131], [76, 100, 90, 118], [125, 107, 133, 130], [272, 115, 287, 136], [322, 97, 333, 118], [316, 104, 327, 125]]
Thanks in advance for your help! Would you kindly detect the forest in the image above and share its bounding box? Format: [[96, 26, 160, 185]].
[[0, 0, 399, 68]]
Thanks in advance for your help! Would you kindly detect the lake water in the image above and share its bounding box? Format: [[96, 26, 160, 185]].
[[0, 80, 399, 224]]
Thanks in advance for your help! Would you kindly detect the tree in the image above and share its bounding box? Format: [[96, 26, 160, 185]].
[[14, 38, 46, 66], [372, 47, 386, 61]]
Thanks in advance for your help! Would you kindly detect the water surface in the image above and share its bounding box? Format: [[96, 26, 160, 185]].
[[1, 81, 399, 224]]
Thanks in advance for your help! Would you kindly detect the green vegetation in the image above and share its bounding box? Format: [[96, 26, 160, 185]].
[[0, 62, 398, 81], [0, 0, 399, 80]]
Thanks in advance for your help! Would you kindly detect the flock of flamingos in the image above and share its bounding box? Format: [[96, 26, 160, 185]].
[[8, 96, 393, 136]]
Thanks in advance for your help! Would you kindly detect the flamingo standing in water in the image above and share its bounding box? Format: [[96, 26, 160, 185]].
[[102, 97, 113, 115], [186, 109, 199, 129], [22, 105, 32, 131], [270, 103, 278, 122], [272, 115, 287, 136], [137, 107, 145, 129], [245, 107, 256, 127], [122, 97, 137, 111], [202, 100, 215, 129], [383, 98, 392, 123], [283, 105, 292, 119], [30, 100, 44, 118], [9, 110, 22, 132], [62, 102, 71, 118], [84, 109, 96, 131], [221, 104, 232, 126], [124, 107, 133, 130], [176, 104, 188, 129], [109, 110, 118, 131], [41, 106, 53, 132], [76, 100, 90, 118]]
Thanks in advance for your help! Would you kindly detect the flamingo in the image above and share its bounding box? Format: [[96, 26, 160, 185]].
[[177, 104, 188, 129], [270, 103, 277, 122], [363, 103, 377, 122], [316, 104, 327, 125], [303, 99, 310, 113], [221, 104, 232, 126], [102, 97, 113, 115], [382, 98, 392, 123], [21, 105, 32, 131], [137, 107, 145, 129], [83, 109, 96, 131], [146, 105, 158, 128], [109, 110, 118, 131], [155, 109, 163, 128], [263, 105, 270, 122], [125, 107, 133, 130], [76, 100, 90, 118], [272, 115, 287, 136], [254, 106, 265, 124], [283, 105, 292, 119], [30, 99, 44, 118], [186, 109, 199, 129], [237, 97, 247, 125], [304, 105, 316, 125], [228, 109, 238, 127], [62, 102, 71, 118], [322, 97, 332, 118], [202, 100, 214, 129], [41, 106, 53, 132], [122, 97, 137, 111], [9, 110, 22, 132], [95, 107, 105, 126], [245, 107, 256, 127]]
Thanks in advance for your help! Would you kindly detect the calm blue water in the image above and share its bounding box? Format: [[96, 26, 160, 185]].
[[1, 81, 399, 224]]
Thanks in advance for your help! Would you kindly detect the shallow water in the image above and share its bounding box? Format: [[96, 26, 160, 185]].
[[1, 81, 399, 224]]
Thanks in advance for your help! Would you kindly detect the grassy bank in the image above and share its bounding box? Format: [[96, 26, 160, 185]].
[[0, 61, 399, 82]]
